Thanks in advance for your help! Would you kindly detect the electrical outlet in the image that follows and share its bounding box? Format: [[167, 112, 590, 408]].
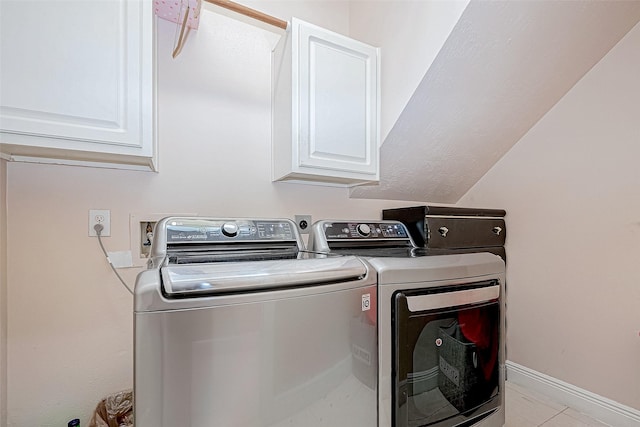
[[295, 214, 312, 234], [89, 209, 111, 237]]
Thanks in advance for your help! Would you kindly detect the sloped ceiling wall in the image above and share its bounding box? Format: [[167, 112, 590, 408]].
[[348, 0, 470, 143], [351, 0, 640, 203]]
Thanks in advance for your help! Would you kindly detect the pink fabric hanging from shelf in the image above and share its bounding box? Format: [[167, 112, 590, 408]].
[[154, 0, 202, 29], [157, 0, 287, 57]]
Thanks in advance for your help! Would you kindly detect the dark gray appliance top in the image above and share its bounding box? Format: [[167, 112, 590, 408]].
[[382, 205, 506, 251], [384, 205, 506, 218]]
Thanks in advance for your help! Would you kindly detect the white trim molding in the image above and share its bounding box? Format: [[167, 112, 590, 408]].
[[507, 361, 640, 427]]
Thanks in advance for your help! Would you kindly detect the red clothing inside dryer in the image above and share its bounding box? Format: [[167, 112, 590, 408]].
[[458, 307, 499, 381]]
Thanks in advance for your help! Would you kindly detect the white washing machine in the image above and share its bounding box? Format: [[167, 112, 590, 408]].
[[134, 217, 378, 427], [309, 220, 506, 427]]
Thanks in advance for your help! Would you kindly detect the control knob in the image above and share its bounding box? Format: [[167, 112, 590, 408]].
[[222, 222, 238, 237], [356, 223, 371, 237]]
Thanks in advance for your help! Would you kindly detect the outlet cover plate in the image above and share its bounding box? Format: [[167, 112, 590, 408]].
[[89, 209, 111, 237], [295, 215, 312, 234]]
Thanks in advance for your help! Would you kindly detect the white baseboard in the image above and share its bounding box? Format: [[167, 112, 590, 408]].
[[506, 361, 640, 427]]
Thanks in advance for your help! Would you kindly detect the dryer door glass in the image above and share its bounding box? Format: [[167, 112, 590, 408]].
[[392, 281, 501, 427]]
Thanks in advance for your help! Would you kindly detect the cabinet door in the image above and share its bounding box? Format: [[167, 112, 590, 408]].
[[296, 21, 379, 178], [0, 0, 154, 166]]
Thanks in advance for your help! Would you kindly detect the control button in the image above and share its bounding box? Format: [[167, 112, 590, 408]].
[[222, 222, 238, 237], [356, 224, 371, 237]]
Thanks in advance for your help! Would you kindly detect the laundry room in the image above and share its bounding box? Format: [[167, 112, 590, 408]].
[[1, 1, 640, 426]]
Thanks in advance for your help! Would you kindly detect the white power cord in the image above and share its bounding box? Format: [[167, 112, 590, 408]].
[[94, 224, 134, 295]]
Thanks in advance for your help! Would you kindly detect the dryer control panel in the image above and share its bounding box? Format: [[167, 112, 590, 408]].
[[322, 221, 409, 239], [307, 220, 420, 255], [308, 220, 416, 254]]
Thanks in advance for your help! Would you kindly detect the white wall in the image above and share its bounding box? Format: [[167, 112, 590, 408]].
[[4, 6, 422, 426], [459, 22, 640, 410], [1, 159, 7, 427], [242, 0, 350, 34]]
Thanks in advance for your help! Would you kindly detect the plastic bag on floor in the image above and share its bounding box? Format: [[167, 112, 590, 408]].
[[88, 389, 133, 427]]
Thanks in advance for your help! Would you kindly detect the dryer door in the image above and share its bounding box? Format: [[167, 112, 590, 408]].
[[392, 281, 501, 427]]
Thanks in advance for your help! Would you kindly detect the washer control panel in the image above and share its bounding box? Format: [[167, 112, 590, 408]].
[[322, 221, 409, 240], [165, 219, 296, 243]]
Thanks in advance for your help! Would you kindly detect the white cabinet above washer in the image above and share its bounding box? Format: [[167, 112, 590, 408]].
[[0, 0, 156, 171], [272, 18, 379, 186]]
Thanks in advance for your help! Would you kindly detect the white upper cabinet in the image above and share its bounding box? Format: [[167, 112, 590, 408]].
[[272, 18, 379, 186], [0, 0, 156, 171]]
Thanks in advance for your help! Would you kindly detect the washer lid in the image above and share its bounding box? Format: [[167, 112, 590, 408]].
[[160, 255, 367, 296]]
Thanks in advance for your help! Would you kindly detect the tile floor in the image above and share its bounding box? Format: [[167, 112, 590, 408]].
[[505, 381, 610, 427]]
